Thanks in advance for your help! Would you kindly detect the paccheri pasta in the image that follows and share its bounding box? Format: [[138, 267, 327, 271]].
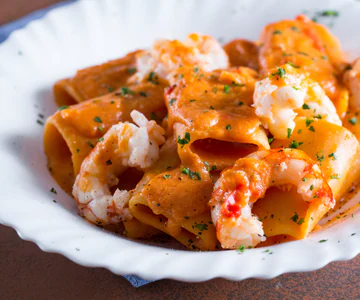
[[44, 15, 360, 250]]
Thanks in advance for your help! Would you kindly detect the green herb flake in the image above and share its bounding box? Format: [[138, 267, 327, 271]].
[[328, 152, 337, 160], [291, 26, 299, 32], [236, 244, 246, 253], [37, 120, 44, 125], [271, 67, 286, 79], [287, 62, 300, 68], [287, 128, 292, 138], [139, 91, 147, 97], [98, 137, 104, 142], [184, 216, 189, 220], [169, 98, 176, 106], [319, 239, 328, 243], [177, 132, 191, 147], [106, 159, 112, 165], [238, 101, 244, 106], [305, 118, 314, 127], [224, 85, 230, 94], [310, 185, 314, 191], [302, 177, 307, 182], [226, 124, 232, 130], [211, 165, 217, 171], [273, 30, 283, 35], [290, 212, 299, 223], [316, 152, 325, 163], [320, 10, 339, 17], [150, 112, 157, 121], [58, 105, 69, 111], [302, 103, 311, 110], [108, 87, 114, 93], [148, 72, 159, 84], [119, 86, 135, 96], [268, 137, 274, 144], [308, 125, 315, 132], [127, 67, 137, 74], [297, 218, 305, 225], [292, 86, 299, 90], [213, 87, 218, 93], [189, 99, 196, 103], [163, 174, 171, 179], [94, 116, 102, 123], [349, 117, 357, 125], [50, 187, 57, 194], [330, 174, 341, 179], [193, 67, 199, 73], [289, 140, 303, 149], [97, 126, 103, 132], [195, 223, 208, 231], [181, 167, 201, 180], [87, 141, 95, 148]]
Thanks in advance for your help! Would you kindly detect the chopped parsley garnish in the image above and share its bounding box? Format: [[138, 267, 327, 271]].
[[87, 141, 95, 148], [308, 125, 315, 132], [177, 132, 191, 147], [320, 10, 339, 17], [110, 100, 115, 104], [127, 67, 137, 74], [139, 91, 147, 97], [271, 67, 286, 79], [50, 187, 57, 194], [291, 26, 299, 32], [204, 161, 210, 171], [330, 174, 340, 179], [298, 51, 309, 56], [148, 72, 159, 84], [189, 99, 196, 102], [316, 152, 325, 163], [98, 137, 104, 142], [349, 117, 357, 125], [292, 86, 299, 90], [118, 86, 135, 96], [268, 137, 274, 144], [58, 105, 68, 111], [310, 185, 314, 191], [287, 62, 300, 68], [226, 124, 231, 130], [328, 152, 337, 160], [97, 126, 103, 132], [37, 120, 44, 125], [184, 216, 189, 220], [195, 223, 208, 231], [181, 168, 201, 180], [108, 87, 114, 92], [321, 55, 328, 60], [169, 98, 176, 106], [94, 116, 102, 123], [106, 159, 112, 165], [193, 67, 199, 73], [319, 239, 328, 243], [305, 118, 314, 127], [236, 244, 245, 253], [297, 129, 302, 134], [287, 128, 292, 138], [224, 85, 230, 94], [211, 165, 217, 171], [297, 218, 305, 225], [302, 103, 311, 110], [163, 174, 171, 179], [238, 101, 244, 106], [290, 212, 299, 222], [289, 140, 303, 149], [273, 30, 283, 35], [76, 149, 80, 154], [213, 87, 218, 93], [302, 177, 307, 182]]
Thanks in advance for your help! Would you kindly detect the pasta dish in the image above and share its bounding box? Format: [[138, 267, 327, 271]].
[[44, 15, 360, 251]]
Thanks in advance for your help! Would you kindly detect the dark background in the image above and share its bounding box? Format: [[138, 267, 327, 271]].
[[0, 1, 359, 299]]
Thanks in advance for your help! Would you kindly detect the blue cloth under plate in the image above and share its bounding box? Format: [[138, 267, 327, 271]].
[[0, 0, 151, 287]]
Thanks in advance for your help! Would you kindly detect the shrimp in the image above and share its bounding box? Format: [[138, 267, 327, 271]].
[[344, 58, 360, 108], [72, 110, 166, 225], [132, 33, 229, 82], [253, 64, 341, 139], [209, 149, 334, 249]]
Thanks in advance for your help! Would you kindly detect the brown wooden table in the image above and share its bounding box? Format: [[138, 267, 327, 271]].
[[0, 1, 359, 299]]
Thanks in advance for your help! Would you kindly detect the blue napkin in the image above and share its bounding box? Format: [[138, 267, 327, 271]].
[[0, 0, 152, 287]]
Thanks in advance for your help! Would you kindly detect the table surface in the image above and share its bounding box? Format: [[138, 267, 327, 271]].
[[0, 1, 359, 299]]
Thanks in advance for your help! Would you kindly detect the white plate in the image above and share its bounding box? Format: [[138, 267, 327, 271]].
[[0, 0, 359, 282]]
